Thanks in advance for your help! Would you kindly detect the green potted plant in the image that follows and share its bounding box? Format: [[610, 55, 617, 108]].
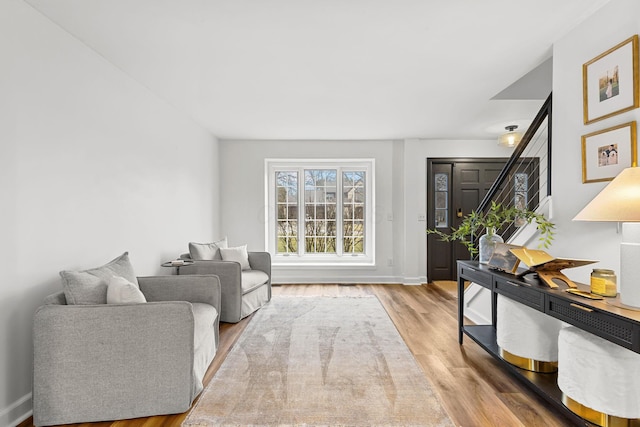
[[427, 201, 555, 263]]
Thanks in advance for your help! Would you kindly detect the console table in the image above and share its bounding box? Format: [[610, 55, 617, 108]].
[[457, 260, 640, 426]]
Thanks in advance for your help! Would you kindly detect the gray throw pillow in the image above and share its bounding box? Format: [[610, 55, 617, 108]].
[[60, 252, 138, 305], [189, 237, 228, 260]]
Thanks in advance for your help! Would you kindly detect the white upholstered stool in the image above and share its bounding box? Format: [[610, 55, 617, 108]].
[[496, 294, 562, 373], [558, 326, 640, 426]]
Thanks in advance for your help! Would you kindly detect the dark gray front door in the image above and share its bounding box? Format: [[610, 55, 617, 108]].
[[426, 159, 508, 281]]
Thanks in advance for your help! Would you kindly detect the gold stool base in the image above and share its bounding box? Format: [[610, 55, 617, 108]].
[[562, 394, 640, 427], [498, 347, 558, 373]]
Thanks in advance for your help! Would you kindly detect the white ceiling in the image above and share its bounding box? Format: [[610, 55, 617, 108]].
[[25, 0, 610, 140]]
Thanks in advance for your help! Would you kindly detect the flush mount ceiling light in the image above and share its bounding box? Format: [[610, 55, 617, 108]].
[[498, 125, 523, 148]]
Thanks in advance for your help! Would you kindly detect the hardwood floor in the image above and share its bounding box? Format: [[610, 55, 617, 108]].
[[20, 283, 576, 427]]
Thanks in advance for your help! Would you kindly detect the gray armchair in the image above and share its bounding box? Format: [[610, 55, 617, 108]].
[[179, 251, 271, 323], [32, 274, 221, 426]]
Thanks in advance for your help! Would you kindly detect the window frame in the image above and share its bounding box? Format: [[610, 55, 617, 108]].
[[265, 158, 375, 266]]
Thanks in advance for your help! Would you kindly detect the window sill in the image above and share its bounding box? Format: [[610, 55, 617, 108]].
[[273, 262, 377, 269], [272, 256, 375, 268]]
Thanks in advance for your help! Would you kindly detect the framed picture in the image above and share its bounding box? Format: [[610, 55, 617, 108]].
[[582, 121, 637, 183], [583, 35, 639, 124], [487, 243, 522, 275]]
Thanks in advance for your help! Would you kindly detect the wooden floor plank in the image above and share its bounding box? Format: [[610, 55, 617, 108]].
[[20, 283, 578, 427], [498, 392, 572, 427]]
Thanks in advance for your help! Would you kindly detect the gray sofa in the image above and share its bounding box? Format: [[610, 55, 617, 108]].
[[32, 274, 221, 426], [179, 251, 271, 323]]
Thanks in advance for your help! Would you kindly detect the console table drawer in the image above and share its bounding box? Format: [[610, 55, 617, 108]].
[[458, 264, 492, 289], [494, 277, 544, 311], [548, 295, 634, 350]]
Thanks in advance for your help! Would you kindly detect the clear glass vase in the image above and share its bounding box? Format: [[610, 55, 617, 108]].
[[478, 229, 503, 264]]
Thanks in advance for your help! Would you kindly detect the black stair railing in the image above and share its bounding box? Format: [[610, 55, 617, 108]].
[[472, 92, 553, 249], [478, 92, 552, 213]]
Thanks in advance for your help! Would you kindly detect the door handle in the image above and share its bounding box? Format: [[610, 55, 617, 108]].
[[457, 208, 463, 218]]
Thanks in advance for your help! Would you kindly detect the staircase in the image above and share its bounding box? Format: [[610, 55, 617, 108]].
[[464, 93, 553, 324]]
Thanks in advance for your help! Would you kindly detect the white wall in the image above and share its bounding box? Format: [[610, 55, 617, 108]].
[[219, 138, 515, 284], [0, 1, 219, 425], [219, 140, 396, 283], [551, 0, 640, 284]]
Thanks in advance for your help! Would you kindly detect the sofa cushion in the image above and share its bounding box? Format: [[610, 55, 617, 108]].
[[192, 302, 218, 350], [191, 302, 218, 398], [240, 282, 270, 320], [60, 252, 138, 305], [220, 245, 251, 270], [189, 237, 228, 260], [107, 276, 146, 304], [241, 270, 270, 294]]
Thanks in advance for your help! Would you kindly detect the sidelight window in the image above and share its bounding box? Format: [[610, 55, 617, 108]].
[[434, 173, 449, 228]]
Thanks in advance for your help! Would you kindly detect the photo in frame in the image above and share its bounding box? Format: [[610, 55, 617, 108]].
[[582, 121, 637, 183], [583, 35, 639, 124], [487, 243, 523, 275]]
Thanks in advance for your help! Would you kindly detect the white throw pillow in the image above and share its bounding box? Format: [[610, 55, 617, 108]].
[[220, 245, 251, 270], [189, 237, 228, 260], [107, 276, 147, 304]]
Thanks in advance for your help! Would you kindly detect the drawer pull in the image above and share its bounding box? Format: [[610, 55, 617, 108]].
[[467, 267, 476, 273], [506, 281, 521, 287], [570, 303, 594, 313]]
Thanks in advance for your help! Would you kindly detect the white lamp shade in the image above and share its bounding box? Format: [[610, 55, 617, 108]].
[[573, 167, 640, 222]]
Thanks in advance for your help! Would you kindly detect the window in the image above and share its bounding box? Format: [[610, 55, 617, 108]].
[[266, 159, 375, 266]]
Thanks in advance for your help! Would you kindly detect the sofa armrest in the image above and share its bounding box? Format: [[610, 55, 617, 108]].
[[33, 302, 196, 425], [179, 260, 238, 275], [179, 261, 245, 321], [179, 261, 241, 292], [137, 275, 221, 311], [248, 252, 271, 277]]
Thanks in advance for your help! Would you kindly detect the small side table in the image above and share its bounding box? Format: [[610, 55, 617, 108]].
[[161, 260, 194, 275]]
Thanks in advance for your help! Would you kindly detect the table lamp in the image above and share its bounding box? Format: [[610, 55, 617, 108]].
[[573, 167, 640, 308]]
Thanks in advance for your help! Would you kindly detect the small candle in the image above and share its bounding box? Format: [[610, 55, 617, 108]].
[[590, 269, 617, 297]]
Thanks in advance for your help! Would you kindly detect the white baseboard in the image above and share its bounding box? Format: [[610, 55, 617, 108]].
[[1, 392, 32, 427], [463, 283, 491, 325], [399, 276, 428, 285]]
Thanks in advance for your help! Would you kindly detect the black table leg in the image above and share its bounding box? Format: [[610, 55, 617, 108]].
[[458, 276, 464, 344]]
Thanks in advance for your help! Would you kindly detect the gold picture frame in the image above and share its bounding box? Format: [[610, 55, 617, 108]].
[[581, 121, 637, 183], [583, 35, 639, 125]]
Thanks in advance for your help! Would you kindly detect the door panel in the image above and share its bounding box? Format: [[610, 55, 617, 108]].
[[460, 189, 480, 216], [459, 168, 479, 183]]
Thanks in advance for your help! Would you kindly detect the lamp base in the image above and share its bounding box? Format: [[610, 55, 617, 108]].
[[620, 223, 640, 308]]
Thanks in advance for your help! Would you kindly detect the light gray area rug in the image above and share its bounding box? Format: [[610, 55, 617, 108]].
[[183, 296, 454, 427]]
